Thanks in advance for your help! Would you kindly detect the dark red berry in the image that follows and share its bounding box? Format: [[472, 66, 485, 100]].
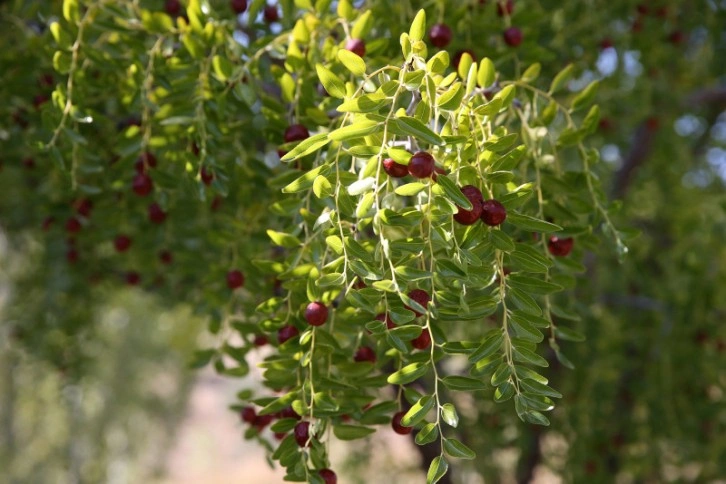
[[406, 289, 430, 317], [391, 411, 412, 435], [66, 217, 82, 233], [345, 38, 366, 57], [480, 199, 507, 226], [227, 270, 245, 289], [230, 0, 247, 14], [278, 325, 299, 344], [646, 117, 660, 131], [22, 158, 35, 169], [274, 432, 287, 440], [132, 173, 153, 196], [73, 198, 93, 217], [547, 236, 574, 257], [39, 74, 54, 88], [319, 469, 337, 484], [454, 185, 484, 225], [305, 301, 328, 326], [411, 329, 431, 350], [165, 0, 181, 16], [668, 31, 685, 45], [263, 5, 279, 23], [408, 151, 435, 179], [42, 216, 55, 231], [159, 250, 173, 264], [383, 158, 408, 178], [635, 3, 648, 14], [354, 346, 376, 363], [253, 334, 268, 347], [201, 166, 214, 185], [376, 313, 395, 329], [600, 38, 614, 50], [126, 271, 141, 286], [241, 406, 257, 423], [66, 248, 79, 264], [254, 414, 274, 430], [496, 0, 513, 16], [33, 94, 49, 109], [503, 27, 523, 47], [294, 421, 310, 447], [452, 49, 476, 70], [280, 407, 300, 420], [148, 203, 167, 224], [135, 152, 157, 173], [428, 23, 452, 48], [211, 195, 223, 211], [284, 124, 309, 143], [114, 235, 132, 252]]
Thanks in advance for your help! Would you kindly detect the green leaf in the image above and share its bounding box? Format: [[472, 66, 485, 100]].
[[427, 456, 449, 484], [555, 326, 586, 342], [490, 363, 512, 387], [477, 57, 496, 88], [267, 230, 302, 248], [337, 93, 388, 113], [469, 331, 504, 363], [212, 55, 234, 81], [347, 177, 376, 195], [281, 165, 330, 193], [509, 316, 544, 343], [521, 409, 550, 426], [512, 347, 549, 367], [387, 362, 429, 385], [402, 395, 434, 426], [508, 287, 542, 315], [395, 182, 427, 196], [316, 64, 346, 99], [440, 403, 459, 428], [555, 349, 575, 369], [441, 376, 488, 391], [490, 230, 515, 252], [581, 104, 601, 135], [389, 117, 445, 146], [337, 49, 366, 76], [333, 424, 376, 440], [521, 63, 541, 83], [329, 120, 381, 141], [436, 176, 473, 210], [443, 439, 475, 460], [494, 85, 516, 108], [62, 0, 80, 23], [520, 379, 562, 399], [506, 212, 563, 232], [549, 64, 574, 94], [409, 9, 426, 42], [494, 381, 516, 402], [415, 423, 439, 445], [571, 80, 599, 112], [437, 82, 465, 111], [313, 175, 333, 198]]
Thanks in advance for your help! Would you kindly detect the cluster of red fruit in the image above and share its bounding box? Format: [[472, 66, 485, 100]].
[[427, 0, 522, 56], [164, 0, 280, 24]]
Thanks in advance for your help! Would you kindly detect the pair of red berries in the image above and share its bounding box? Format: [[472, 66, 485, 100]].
[[454, 185, 507, 227], [383, 151, 439, 179], [406, 289, 433, 350]]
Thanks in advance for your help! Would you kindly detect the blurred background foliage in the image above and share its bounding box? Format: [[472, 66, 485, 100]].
[[0, 0, 725, 483]]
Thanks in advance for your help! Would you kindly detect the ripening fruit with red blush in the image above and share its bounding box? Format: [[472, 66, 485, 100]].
[[200, 166, 214, 185], [227, 270, 245, 289], [305, 301, 328, 326], [66, 217, 82, 233], [408, 151, 435, 178], [481, 199, 507, 226], [148, 203, 167, 224], [284, 124, 310, 143], [319, 469, 337, 484], [230, 0, 247, 14], [411, 329, 431, 350], [241, 406, 256, 423], [132, 173, 153, 196], [126, 271, 141, 286], [354, 346, 376, 363], [114, 235, 132, 252], [345, 38, 366, 57], [548, 236, 574, 257], [383, 158, 408, 178], [263, 5, 279, 23], [277, 325, 299, 344], [454, 185, 484, 225], [428, 23, 452, 48], [293, 421, 310, 447], [391, 411, 412, 435], [503, 27, 523, 47], [406, 289, 430, 316], [497, 0, 514, 16]]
